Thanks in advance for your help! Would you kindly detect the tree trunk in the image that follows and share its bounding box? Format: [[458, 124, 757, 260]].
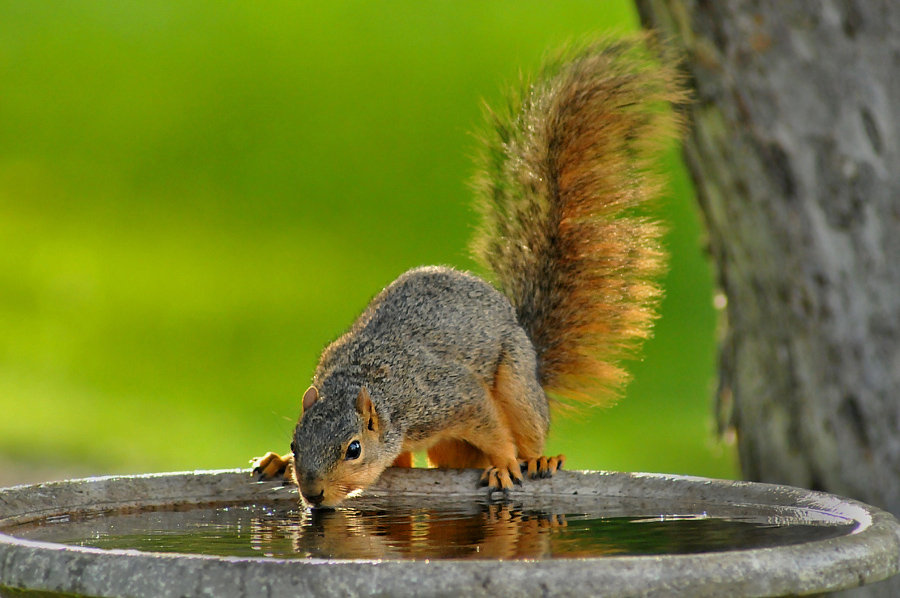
[[635, 1, 900, 594]]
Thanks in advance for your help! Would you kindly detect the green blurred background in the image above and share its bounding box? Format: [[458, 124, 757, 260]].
[[0, 1, 736, 484]]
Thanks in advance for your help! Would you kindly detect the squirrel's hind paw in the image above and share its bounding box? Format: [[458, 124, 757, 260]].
[[251, 451, 294, 483], [479, 462, 524, 492], [519, 455, 565, 479]]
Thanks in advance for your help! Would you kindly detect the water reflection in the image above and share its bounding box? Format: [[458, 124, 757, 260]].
[[6, 495, 858, 560], [250, 501, 573, 560]]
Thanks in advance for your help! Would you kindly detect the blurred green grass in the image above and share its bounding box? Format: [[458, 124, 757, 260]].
[[0, 1, 736, 480]]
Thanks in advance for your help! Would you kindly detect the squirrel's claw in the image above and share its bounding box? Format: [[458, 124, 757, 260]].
[[481, 455, 563, 491], [547, 454, 565, 477], [480, 460, 524, 492], [251, 452, 294, 482], [518, 454, 565, 480]]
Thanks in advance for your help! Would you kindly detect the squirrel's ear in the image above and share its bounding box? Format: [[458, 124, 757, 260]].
[[302, 386, 319, 413], [356, 386, 381, 435]]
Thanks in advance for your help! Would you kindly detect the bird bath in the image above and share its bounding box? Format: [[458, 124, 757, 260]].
[[0, 468, 898, 597]]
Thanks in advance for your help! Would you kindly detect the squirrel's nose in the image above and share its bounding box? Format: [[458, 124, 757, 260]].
[[302, 489, 325, 506]]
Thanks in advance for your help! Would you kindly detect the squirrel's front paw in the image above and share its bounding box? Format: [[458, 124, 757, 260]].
[[251, 452, 294, 483], [479, 458, 524, 491], [519, 454, 565, 479]]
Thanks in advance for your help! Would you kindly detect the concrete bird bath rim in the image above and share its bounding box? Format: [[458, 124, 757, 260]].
[[0, 468, 898, 598]]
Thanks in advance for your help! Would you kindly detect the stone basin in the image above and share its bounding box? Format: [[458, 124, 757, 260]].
[[0, 468, 898, 597]]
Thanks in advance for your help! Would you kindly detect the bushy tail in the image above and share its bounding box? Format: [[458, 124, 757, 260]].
[[470, 35, 686, 408]]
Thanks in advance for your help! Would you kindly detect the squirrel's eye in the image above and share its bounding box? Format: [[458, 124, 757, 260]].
[[290, 441, 296, 454], [345, 440, 361, 460]]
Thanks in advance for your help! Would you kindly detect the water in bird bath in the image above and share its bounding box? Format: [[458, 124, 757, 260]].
[[5, 493, 858, 560]]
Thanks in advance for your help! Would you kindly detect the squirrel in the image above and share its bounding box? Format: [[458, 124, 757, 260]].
[[253, 35, 685, 508]]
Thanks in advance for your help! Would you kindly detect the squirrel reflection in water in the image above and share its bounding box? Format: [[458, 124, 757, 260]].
[[244, 502, 629, 561]]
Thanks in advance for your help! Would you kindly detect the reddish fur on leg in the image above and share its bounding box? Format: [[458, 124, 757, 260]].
[[428, 439, 490, 469], [392, 452, 414, 468]]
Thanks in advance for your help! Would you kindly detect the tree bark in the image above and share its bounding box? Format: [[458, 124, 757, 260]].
[[635, 2, 900, 593]]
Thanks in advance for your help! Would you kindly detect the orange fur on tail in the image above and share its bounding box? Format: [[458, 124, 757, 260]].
[[470, 35, 686, 409]]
